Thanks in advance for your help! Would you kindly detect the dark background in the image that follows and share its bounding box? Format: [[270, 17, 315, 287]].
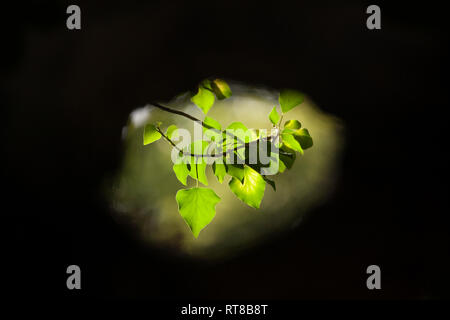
[[2, 0, 449, 302]]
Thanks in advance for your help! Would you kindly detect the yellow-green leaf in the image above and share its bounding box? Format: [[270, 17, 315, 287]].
[[212, 161, 227, 184], [269, 106, 280, 125], [229, 166, 266, 209], [284, 120, 301, 130], [191, 80, 215, 114], [281, 132, 304, 154], [166, 124, 178, 140], [176, 187, 221, 238], [143, 124, 162, 145], [173, 154, 190, 185]]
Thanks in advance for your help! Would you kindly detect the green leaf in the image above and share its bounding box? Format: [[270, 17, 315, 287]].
[[187, 140, 210, 186], [227, 164, 245, 182], [278, 158, 287, 173], [165, 124, 178, 140], [143, 124, 162, 145], [211, 79, 232, 100], [269, 106, 280, 126], [191, 80, 215, 114], [284, 120, 301, 130], [212, 161, 227, 184], [176, 187, 221, 238], [279, 145, 296, 170], [229, 166, 266, 209], [295, 128, 313, 149], [263, 177, 276, 191], [204, 117, 223, 144], [203, 116, 222, 131], [225, 122, 257, 142], [173, 155, 190, 186], [224, 122, 258, 161], [281, 132, 304, 154], [279, 89, 304, 113]]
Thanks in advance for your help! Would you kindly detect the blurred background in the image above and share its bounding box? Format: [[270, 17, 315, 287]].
[[2, 0, 449, 300], [110, 84, 344, 259]]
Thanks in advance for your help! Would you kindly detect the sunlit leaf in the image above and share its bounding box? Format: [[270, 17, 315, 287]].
[[211, 79, 232, 100], [172, 155, 190, 186], [191, 80, 215, 114], [176, 187, 221, 238], [269, 106, 280, 126], [229, 165, 266, 209], [227, 164, 245, 182], [186, 140, 210, 186], [143, 124, 162, 145], [225, 122, 257, 143], [212, 161, 227, 184], [279, 89, 304, 113], [284, 120, 301, 130], [281, 132, 304, 154], [165, 124, 178, 140], [203, 116, 222, 131], [224, 122, 258, 161]]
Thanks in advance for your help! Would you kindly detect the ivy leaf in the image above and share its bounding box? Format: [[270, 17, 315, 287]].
[[295, 128, 313, 149], [278, 158, 287, 173], [229, 166, 266, 209], [203, 116, 222, 142], [212, 161, 227, 184], [281, 131, 304, 154], [176, 187, 221, 238], [279, 89, 304, 113], [143, 124, 162, 145], [187, 140, 210, 186], [211, 79, 232, 100], [224, 122, 258, 161], [279, 145, 296, 170], [191, 80, 215, 114], [166, 124, 178, 140], [173, 154, 190, 186], [225, 122, 257, 143], [269, 106, 280, 126], [227, 164, 245, 182], [284, 120, 301, 130], [203, 116, 222, 131], [263, 176, 276, 191]]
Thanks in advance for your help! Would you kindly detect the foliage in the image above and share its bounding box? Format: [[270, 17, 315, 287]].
[[143, 79, 313, 238]]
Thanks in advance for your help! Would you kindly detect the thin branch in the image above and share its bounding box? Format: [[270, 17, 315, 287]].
[[149, 102, 246, 144], [149, 102, 213, 130], [156, 127, 287, 159], [151, 102, 291, 158]]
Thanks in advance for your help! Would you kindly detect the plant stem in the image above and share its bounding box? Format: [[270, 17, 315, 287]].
[[196, 163, 199, 187]]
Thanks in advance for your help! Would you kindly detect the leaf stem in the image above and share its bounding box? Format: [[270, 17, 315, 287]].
[[196, 163, 199, 187]]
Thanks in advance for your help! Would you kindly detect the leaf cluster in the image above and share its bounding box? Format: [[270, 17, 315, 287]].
[[143, 79, 313, 237]]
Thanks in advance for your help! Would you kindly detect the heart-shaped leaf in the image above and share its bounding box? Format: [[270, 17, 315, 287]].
[[143, 124, 162, 145], [279, 89, 304, 113], [211, 79, 232, 100], [176, 187, 221, 238], [229, 166, 266, 209], [269, 106, 280, 125]]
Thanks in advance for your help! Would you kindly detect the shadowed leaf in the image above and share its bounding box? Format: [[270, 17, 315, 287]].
[[279, 89, 304, 113], [211, 79, 232, 99]]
